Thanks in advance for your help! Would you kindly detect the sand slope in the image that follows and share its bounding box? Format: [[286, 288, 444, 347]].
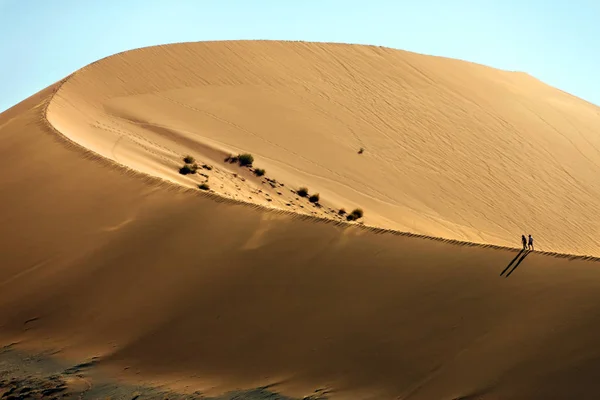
[[47, 40, 600, 256], [2, 41, 600, 399]]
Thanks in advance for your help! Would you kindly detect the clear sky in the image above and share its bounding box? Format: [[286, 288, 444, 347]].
[[1, 0, 599, 112]]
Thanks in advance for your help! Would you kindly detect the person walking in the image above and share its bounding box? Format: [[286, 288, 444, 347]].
[[521, 234, 527, 250], [528, 234, 534, 251]]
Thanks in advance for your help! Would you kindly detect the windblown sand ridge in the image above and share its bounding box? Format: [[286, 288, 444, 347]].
[[2, 41, 600, 399], [46, 40, 600, 256]]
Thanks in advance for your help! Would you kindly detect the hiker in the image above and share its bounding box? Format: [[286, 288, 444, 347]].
[[521, 234, 527, 250], [528, 234, 534, 251]]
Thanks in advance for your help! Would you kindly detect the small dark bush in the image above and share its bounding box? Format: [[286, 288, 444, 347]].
[[309, 193, 320, 203], [202, 164, 213, 170], [358, 148, 364, 154], [179, 165, 192, 175], [183, 155, 195, 164], [346, 214, 356, 221], [198, 183, 210, 190], [254, 168, 266, 177], [225, 155, 238, 164], [179, 163, 198, 175], [297, 187, 309, 197], [338, 208, 346, 215], [238, 153, 254, 167], [351, 208, 364, 219]]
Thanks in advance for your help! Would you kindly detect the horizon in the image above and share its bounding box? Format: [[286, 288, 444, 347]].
[[1, 0, 599, 112]]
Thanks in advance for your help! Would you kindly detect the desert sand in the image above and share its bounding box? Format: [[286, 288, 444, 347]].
[[2, 40, 600, 399]]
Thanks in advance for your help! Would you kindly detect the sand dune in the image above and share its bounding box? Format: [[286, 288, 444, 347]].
[[2, 40, 600, 399], [46, 40, 600, 256]]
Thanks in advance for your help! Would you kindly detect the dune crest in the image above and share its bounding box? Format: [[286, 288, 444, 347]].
[[45, 40, 600, 256], [3, 41, 600, 399]]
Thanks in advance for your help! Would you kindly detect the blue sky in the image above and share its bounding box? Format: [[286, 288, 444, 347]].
[[1, 0, 599, 112]]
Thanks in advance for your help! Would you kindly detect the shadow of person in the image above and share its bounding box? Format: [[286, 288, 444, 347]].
[[500, 249, 526, 276], [505, 251, 530, 277]]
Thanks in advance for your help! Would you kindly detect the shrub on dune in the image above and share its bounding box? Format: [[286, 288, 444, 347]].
[[198, 183, 210, 190], [351, 208, 364, 219], [238, 153, 254, 167], [183, 155, 195, 164], [309, 193, 320, 203], [254, 168, 266, 177], [179, 162, 198, 175], [297, 187, 309, 197], [225, 154, 239, 164]]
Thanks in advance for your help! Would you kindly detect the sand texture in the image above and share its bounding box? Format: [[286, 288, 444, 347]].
[[2, 40, 600, 399]]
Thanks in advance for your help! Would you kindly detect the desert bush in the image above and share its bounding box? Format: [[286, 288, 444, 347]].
[[202, 164, 213, 171], [309, 193, 320, 203], [351, 208, 364, 219], [198, 183, 210, 190], [179, 163, 198, 175], [297, 187, 309, 197], [346, 214, 355, 221], [358, 148, 364, 154], [238, 153, 254, 167], [254, 168, 266, 177], [338, 208, 346, 215], [224, 155, 237, 163], [183, 155, 195, 164]]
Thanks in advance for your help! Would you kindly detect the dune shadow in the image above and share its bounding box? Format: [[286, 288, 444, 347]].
[[505, 251, 531, 277], [500, 249, 526, 276]]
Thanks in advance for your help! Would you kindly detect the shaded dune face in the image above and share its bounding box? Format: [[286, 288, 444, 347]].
[[2, 41, 600, 399]]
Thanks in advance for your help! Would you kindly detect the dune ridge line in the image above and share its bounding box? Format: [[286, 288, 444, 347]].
[[42, 40, 600, 262]]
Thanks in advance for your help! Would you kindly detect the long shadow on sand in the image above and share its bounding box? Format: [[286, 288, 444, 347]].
[[500, 249, 531, 277]]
